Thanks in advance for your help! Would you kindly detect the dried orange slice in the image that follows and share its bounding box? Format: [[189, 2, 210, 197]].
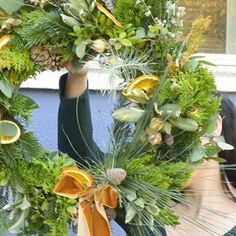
[[0, 35, 11, 50], [53, 167, 94, 199], [95, 2, 124, 28], [124, 75, 159, 103], [0, 120, 21, 144]]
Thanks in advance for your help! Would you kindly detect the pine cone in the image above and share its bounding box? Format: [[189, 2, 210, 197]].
[[31, 47, 62, 71], [105, 208, 117, 221]]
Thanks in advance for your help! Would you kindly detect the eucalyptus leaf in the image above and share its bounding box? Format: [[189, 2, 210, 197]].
[[114, 42, 122, 51], [206, 114, 218, 133], [217, 142, 234, 151], [147, 31, 156, 38], [0, 0, 24, 14], [8, 210, 28, 233], [136, 28, 146, 38], [169, 117, 198, 131], [119, 32, 127, 39], [120, 39, 132, 47], [158, 103, 181, 119], [120, 187, 137, 201], [125, 203, 137, 223], [75, 43, 86, 58], [145, 203, 160, 216], [124, 89, 149, 104], [198, 60, 216, 67], [190, 147, 205, 162], [163, 121, 172, 134], [19, 195, 31, 210], [0, 80, 13, 98], [204, 146, 221, 157], [61, 14, 80, 27], [134, 198, 145, 210], [215, 136, 234, 150], [182, 59, 199, 72], [112, 107, 145, 123]]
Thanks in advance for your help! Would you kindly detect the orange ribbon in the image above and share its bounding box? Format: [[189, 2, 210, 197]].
[[53, 167, 119, 236]]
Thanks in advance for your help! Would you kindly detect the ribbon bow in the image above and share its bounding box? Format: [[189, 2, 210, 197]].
[[53, 167, 118, 236]]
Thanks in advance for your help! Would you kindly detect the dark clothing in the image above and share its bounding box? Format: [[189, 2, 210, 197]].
[[58, 74, 103, 168], [225, 226, 236, 236]]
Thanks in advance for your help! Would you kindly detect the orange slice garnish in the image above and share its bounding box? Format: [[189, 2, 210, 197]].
[[0, 120, 21, 144], [0, 35, 11, 49], [95, 2, 124, 28], [53, 167, 94, 199], [124, 75, 159, 103]]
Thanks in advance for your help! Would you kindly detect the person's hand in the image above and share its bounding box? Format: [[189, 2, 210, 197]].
[[66, 59, 89, 78], [64, 59, 89, 98]]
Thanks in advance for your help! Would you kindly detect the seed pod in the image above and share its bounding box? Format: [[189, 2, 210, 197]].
[[148, 132, 162, 146], [150, 117, 164, 131], [164, 134, 174, 146], [91, 39, 107, 53], [106, 168, 127, 185]]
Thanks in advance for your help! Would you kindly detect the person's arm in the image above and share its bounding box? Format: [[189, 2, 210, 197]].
[[57, 64, 103, 168]]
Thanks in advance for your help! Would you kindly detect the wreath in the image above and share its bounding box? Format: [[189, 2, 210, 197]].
[[0, 0, 233, 235]]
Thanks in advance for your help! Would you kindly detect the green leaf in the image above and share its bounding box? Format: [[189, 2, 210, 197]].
[[19, 196, 31, 210], [61, 14, 80, 27], [120, 187, 137, 201], [163, 121, 172, 135], [112, 107, 145, 123], [134, 198, 145, 210], [8, 210, 28, 233], [169, 117, 198, 131], [125, 203, 137, 223], [217, 142, 234, 150], [147, 31, 156, 38], [0, 80, 13, 98], [0, 122, 18, 137], [190, 147, 205, 162], [119, 32, 127, 39], [114, 42, 122, 51], [120, 39, 132, 47], [204, 146, 221, 157], [157, 103, 181, 119], [136, 28, 146, 38], [145, 203, 160, 216], [206, 114, 218, 133], [215, 136, 234, 150], [183, 59, 199, 71], [198, 60, 216, 67], [124, 89, 149, 104], [75, 44, 86, 58], [0, 0, 24, 14]]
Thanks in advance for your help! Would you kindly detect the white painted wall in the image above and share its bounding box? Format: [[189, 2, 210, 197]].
[[21, 54, 236, 92]]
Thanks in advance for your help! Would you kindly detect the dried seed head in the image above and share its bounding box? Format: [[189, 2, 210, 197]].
[[106, 168, 127, 185]]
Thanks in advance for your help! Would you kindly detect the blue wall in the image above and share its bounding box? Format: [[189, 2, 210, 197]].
[[21, 89, 115, 152]]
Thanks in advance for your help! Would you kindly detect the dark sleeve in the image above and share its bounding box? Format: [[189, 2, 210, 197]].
[[57, 73, 103, 168]]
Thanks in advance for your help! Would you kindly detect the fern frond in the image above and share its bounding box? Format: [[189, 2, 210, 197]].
[[15, 9, 73, 48]]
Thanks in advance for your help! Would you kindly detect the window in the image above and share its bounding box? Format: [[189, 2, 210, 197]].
[[177, 0, 236, 54]]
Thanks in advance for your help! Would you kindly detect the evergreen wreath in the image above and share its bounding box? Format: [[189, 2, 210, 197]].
[[0, 0, 233, 235]]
